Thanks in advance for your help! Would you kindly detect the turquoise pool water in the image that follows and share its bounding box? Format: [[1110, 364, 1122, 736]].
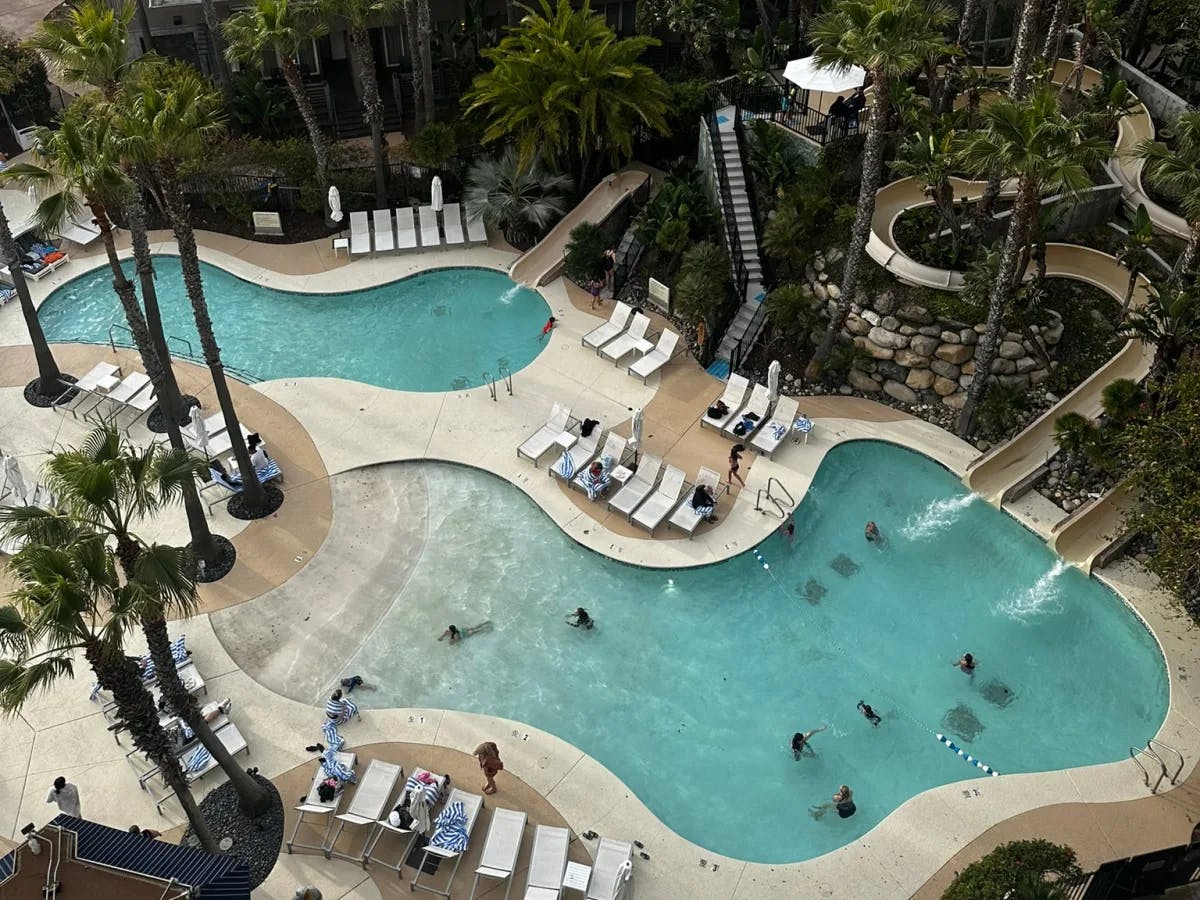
[[349, 443, 1167, 863], [38, 258, 549, 391]]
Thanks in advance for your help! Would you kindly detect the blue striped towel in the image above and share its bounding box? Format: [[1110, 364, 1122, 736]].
[[183, 744, 211, 774], [430, 800, 469, 853], [792, 416, 813, 434], [321, 749, 356, 783], [555, 450, 576, 480], [582, 469, 610, 500], [322, 720, 345, 751], [139, 656, 156, 682], [325, 694, 358, 723], [255, 459, 282, 483], [169, 634, 188, 663], [403, 773, 442, 805]]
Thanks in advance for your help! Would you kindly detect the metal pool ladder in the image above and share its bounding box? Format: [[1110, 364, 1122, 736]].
[[755, 476, 795, 520], [1130, 739, 1185, 793]]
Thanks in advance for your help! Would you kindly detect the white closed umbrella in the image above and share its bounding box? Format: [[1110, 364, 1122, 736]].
[[327, 185, 343, 224], [189, 405, 210, 456], [3, 455, 28, 505], [630, 407, 644, 464], [768, 359, 781, 404], [430, 175, 444, 213], [782, 56, 866, 93]]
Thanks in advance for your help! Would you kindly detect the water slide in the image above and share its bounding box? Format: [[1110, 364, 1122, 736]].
[[1049, 482, 1138, 571], [508, 169, 650, 287]]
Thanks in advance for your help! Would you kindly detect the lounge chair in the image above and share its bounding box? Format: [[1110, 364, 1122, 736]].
[[630, 465, 687, 534], [419, 206, 441, 248], [468, 807, 527, 900], [350, 211, 370, 258], [607, 454, 662, 519], [517, 403, 574, 466], [286, 750, 359, 854], [152, 722, 249, 813], [410, 788, 485, 897], [522, 824, 569, 900], [362, 767, 449, 874], [571, 432, 627, 498], [668, 466, 726, 536], [598, 313, 651, 364], [182, 411, 227, 452], [628, 330, 679, 384], [327, 758, 403, 862], [442, 203, 466, 246], [750, 396, 800, 459], [397, 207, 418, 251], [700, 373, 750, 432], [550, 427, 601, 483], [200, 458, 283, 513], [586, 838, 634, 900], [722, 383, 772, 440], [87, 371, 151, 423], [581, 301, 632, 352], [53, 361, 122, 417], [373, 209, 396, 254], [133, 710, 231, 782], [465, 210, 487, 246]]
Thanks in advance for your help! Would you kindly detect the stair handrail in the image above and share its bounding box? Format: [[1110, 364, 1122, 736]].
[[167, 334, 194, 359], [732, 109, 771, 285], [498, 363, 513, 396], [766, 476, 795, 509], [1130, 744, 1167, 793], [705, 111, 751, 347], [483, 372, 497, 402], [1148, 738, 1185, 785], [755, 487, 787, 519], [107, 321, 133, 353], [729, 293, 770, 374]]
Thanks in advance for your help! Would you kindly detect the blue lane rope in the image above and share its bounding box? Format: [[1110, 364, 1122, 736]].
[[753, 540, 1003, 778]]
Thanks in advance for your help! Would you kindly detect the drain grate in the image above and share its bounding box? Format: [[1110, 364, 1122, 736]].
[[829, 554, 860, 577]]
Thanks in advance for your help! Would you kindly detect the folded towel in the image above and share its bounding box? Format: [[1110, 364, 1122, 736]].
[[769, 423, 787, 440], [555, 450, 576, 480], [793, 416, 813, 434], [183, 745, 211, 774], [430, 800, 469, 852], [322, 719, 345, 751]]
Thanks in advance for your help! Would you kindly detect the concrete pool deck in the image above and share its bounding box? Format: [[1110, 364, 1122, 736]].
[[0, 228, 1196, 898]]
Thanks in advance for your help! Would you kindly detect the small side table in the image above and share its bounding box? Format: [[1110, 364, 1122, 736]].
[[562, 861, 592, 897], [632, 338, 654, 355], [610, 465, 633, 484], [555, 431, 577, 450], [332, 237, 350, 258]]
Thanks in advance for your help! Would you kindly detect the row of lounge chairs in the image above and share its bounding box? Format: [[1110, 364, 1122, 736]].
[[581, 302, 680, 384], [289, 750, 633, 899], [348, 204, 486, 256], [702, 372, 810, 459], [53, 361, 158, 432]]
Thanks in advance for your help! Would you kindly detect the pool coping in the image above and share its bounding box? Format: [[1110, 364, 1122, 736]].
[[9, 231, 1198, 898]]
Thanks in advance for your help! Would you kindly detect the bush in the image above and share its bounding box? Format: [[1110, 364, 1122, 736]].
[[0, 29, 51, 128], [674, 241, 730, 328], [766, 282, 821, 340], [976, 381, 1031, 442], [406, 122, 458, 170], [943, 839, 1082, 900], [564, 222, 608, 285]]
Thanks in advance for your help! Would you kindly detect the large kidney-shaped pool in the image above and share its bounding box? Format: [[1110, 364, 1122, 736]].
[[38, 258, 549, 391], [342, 443, 1167, 863]]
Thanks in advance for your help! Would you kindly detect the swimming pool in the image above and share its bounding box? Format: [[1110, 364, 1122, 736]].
[[344, 443, 1167, 863], [38, 258, 550, 391]]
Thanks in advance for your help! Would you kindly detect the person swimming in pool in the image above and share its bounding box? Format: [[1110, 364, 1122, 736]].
[[791, 725, 827, 759], [810, 784, 856, 820], [438, 622, 492, 643], [538, 316, 557, 342], [954, 652, 976, 675], [865, 521, 882, 543], [566, 607, 594, 629], [857, 700, 882, 726], [780, 513, 795, 544]]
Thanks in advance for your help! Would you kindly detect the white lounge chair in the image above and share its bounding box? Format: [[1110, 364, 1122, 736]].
[[87, 371, 151, 423], [153, 722, 249, 813], [410, 788, 485, 897], [722, 383, 772, 440], [204, 422, 253, 460], [517, 403, 573, 466], [522, 824, 569, 900], [607, 454, 662, 519], [668, 466, 726, 536], [571, 432, 627, 497], [287, 751, 359, 854], [700, 373, 750, 432], [598, 313, 651, 364], [551, 427, 601, 483], [373, 209, 396, 254], [631, 465, 687, 534], [419, 206, 441, 248], [442, 203, 466, 246], [581, 301, 632, 352], [362, 767, 449, 874], [628, 329, 678, 383], [53, 361, 121, 417], [465, 210, 487, 245], [350, 211, 371, 257], [586, 838, 634, 900], [397, 207, 419, 250], [327, 758, 403, 862], [750, 395, 801, 459], [468, 807, 527, 900]]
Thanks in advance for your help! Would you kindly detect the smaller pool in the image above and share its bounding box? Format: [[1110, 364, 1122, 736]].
[[38, 258, 551, 392]]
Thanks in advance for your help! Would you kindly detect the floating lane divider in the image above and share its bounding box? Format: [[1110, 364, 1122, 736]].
[[753, 548, 770, 570], [936, 733, 999, 776]]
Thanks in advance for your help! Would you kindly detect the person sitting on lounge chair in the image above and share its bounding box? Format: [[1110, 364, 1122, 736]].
[[210, 458, 241, 487], [691, 484, 718, 523], [581, 459, 611, 500], [248, 433, 269, 468]]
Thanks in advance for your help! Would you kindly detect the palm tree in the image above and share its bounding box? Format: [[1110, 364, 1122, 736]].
[[955, 85, 1112, 435], [404, 2, 424, 129], [1121, 286, 1200, 383], [200, 0, 238, 117], [1100, 376, 1147, 424], [462, 148, 573, 249], [463, 0, 670, 188], [1052, 410, 1100, 464], [893, 126, 965, 259], [1117, 203, 1156, 318], [0, 197, 68, 402], [2, 427, 270, 816], [1136, 110, 1200, 287], [121, 65, 275, 517], [0, 534, 219, 852], [803, 0, 953, 377], [223, 0, 331, 190], [329, 0, 403, 207], [415, 0, 436, 126], [1060, 0, 1123, 95], [25, 0, 139, 101]]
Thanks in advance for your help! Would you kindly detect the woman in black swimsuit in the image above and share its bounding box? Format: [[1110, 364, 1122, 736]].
[[728, 443, 746, 489]]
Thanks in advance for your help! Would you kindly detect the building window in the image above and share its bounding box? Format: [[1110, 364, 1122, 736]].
[[383, 25, 404, 66], [297, 38, 321, 76], [601, 1, 637, 35]]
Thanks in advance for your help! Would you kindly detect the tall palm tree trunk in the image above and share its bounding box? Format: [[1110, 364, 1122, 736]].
[[806, 83, 890, 377], [278, 54, 329, 191], [86, 644, 218, 852], [0, 200, 65, 399], [1041, 0, 1067, 64], [405, 4, 424, 130], [981, 0, 997, 67], [200, 0, 237, 123], [958, 0, 982, 49], [157, 163, 270, 513], [121, 191, 222, 568], [349, 25, 388, 208], [416, 0, 436, 125], [1169, 224, 1198, 288], [957, 180, 1037, 436]]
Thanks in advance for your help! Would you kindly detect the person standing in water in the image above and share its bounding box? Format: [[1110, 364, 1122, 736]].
[[865, 521, 882, 543], [791, 725, 827, 759], [566, 608, 594, 629], [954, 652, 976, 675], [857, 701, 882, 726]]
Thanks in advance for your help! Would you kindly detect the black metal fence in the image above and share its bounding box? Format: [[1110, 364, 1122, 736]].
[[717, 78, 868, 147], [704, 112, 751, 367]]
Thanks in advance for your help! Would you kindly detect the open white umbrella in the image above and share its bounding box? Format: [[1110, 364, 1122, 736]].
[[189, 405, 210, 457], [2, 455, 28, 505], [630, 407, 644, 464], [430, 175, 444, 213], [782, 56, 866, 93], [327, 185, 343, 224], [767, 359, 781, 404]]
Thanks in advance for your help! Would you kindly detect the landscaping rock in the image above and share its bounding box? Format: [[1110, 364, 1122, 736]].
[[838, 385, 853, 395], [933, 375, 959, 396], [894, 347, 931, 368], [918, 325, 943, 337], [813, 257, 826, 272], [930, 358, 960, 379], [942, 392, 967, 409], [868, 326, 909, 349], [813, 283, 829, 301], [998, 340, 1025, 359], [883, 380, 918, 404], [940, 330, 961, 344], [876, 360, 908, 382], [935, 343, 974, 364], [909, 335, 941, 356], [1030, 368, 1051, 384], [899, 324, 918, 336], [846, 314, 871, 336], [960, 329, 978, 345], [906, 368, 936, 390], [862, 310, 881, 326], [827, 283, 841, 299], [1043, 319, 1065, 345], [874, 291, 896, 315], [960, 360, 976, 375], [997, 373, 1031, 390], [855, 336, 895, 360], [827, 247, 844, 264], [990, 357, 1017, 375], [881, 315, 901, 331], [896, 303, 935, 324], [1016, 356, 1040, 374], [848, 369, 882, 392]]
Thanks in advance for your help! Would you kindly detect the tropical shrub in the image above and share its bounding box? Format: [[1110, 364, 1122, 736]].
[[405, 121, 458, 170], [766, 282, 822, 341], [674, 241, 730, 328], [564, 222, 607, 285], [943, 840, 1082, 900], [976, 381, 1030, 443], [746, 118, 807, 199], [462, 148, 573, 250]]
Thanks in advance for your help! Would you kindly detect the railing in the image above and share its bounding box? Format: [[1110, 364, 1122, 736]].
[[755, 476, 796, 519], [1149, 738, 1185, 786], [167, 334, 193, 358], [497, 364, 513, 397], [1130, 743, 1170, 793], [728, 292, 770, 374], [705, 112, 751, 362], [718, 77, 868, 147], [107, 322, 133, 354], [483, 372, 497, 402], [733, 111, 771, 287]]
